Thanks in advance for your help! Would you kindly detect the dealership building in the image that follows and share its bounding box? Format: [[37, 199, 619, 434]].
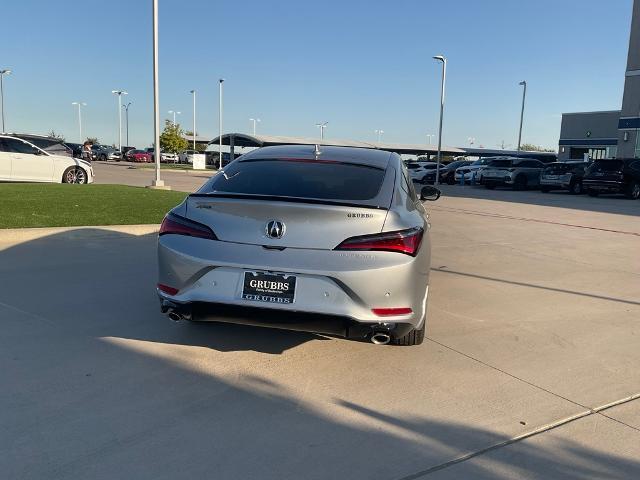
[[559, 0, 640, 160]]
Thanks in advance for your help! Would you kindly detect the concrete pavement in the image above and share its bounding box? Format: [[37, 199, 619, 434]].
[[92, 161, 211, 192], [0, 189, 639, 479]]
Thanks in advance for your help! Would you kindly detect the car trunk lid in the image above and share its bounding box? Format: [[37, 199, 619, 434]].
[[185, 195, 389, 250]]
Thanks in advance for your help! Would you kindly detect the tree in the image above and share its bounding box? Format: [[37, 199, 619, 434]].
[[160, 120, 188, 154], [48, 130, 65, 141], [86, 137, 99, 145], [520, 143, 555, 153]]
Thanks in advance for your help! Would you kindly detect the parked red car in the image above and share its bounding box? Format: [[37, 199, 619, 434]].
[[126, 149, 153, 163]]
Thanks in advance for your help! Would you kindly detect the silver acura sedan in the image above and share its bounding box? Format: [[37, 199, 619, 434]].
[[157, 145, 440, 345]]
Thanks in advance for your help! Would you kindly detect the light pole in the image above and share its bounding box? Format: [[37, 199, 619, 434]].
[[249, 117, 261, 135], [433, 55, 447, 186], [426, 133, 435, 144], [316, 122, 328, 140], [0, 69, 12, 133], [149, 0, 165, 188], [168, 110, 181, 125], [375, 129, 384, 143], [190, 90, 196, 150], [72, 102, 86, 143], [219, 78, 224, 169], [122, 102, 132, 147], [517, 80, 527, 151], [111, 89, 128, 152]]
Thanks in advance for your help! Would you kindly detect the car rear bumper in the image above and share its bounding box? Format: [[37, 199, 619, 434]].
[[157, 235, 430, 330], [158, 297, 417, 341], [540, 178, 570, 188], [583, 180, 624, 192]]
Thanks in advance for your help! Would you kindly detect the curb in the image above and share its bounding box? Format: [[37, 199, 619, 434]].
[[0, 224, 160, 244]]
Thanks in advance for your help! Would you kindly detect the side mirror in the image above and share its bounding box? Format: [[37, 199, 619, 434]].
[[420, 185, 441, 201], [33, 148, 43, 156]]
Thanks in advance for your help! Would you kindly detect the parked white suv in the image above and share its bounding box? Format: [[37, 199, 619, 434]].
[[178, 149, 198, 164], [0, 135, 94, 184]]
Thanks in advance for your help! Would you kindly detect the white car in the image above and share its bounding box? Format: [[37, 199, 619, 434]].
[[455, 157, 510, 184], [0, 134, 94, 184], [178, 149, 198, 164], [161, 152, 179, 163], [406, 161, 438, 183]]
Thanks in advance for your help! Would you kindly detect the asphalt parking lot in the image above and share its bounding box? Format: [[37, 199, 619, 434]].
[[1, 186, 639, 479]]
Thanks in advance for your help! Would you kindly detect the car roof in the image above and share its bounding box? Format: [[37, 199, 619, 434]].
[[239, 145, 393, 169]]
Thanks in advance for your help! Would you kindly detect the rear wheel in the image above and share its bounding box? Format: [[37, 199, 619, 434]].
[[625, 181, 640, 199], [540, 186, 550, 193], [393, 320, 425, 346], [513, 174, 528, 190], [569, 180, 583, 195], [99, 154, 107, 162]]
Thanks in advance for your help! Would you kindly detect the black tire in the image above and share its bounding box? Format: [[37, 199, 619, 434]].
[[513, 175, 528, 191], [393, 320, 425, 346], [587, 189, 599, 197], [485, 184, 495, 190], [446, 175, 456, 185], [624, 181, 640, 200], [62, 166, 87, 184], [569, 180, 583, 195], [540, 186, 550, 193], [99, 154, 107, 162]]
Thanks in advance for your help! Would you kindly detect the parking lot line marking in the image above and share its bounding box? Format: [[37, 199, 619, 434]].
[[431, 206, 640, 237], [396, 337, 640, 479], [432, 268, 640, 307], [0, 300, 56, 326], [396, 393, 640, 479]]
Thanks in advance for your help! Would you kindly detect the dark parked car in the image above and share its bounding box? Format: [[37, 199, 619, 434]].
[[92, 144, 122, 161], [583, 159, 640, 199], [64, 142, 84, 159], [540, 161, 589, 194], [481, 158, 546, 190], [421, 160, 473, 185]]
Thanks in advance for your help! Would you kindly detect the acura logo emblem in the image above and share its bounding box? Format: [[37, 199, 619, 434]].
[[265, 220, 286, 239]]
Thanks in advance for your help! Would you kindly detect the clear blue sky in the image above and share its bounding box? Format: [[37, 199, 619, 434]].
[[0, 0, 633, 150]]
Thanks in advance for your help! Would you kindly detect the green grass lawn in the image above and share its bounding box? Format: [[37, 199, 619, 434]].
[[0, 184, 188, 229]]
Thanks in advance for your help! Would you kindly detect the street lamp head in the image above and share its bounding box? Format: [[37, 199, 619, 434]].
[[433, 55, 446, 62], [219, 78, 225, 84], [519, 81, 526, 86], [190, 90, 195, 94], [0, 69, 12, 75], [111, 90, 128, 95]]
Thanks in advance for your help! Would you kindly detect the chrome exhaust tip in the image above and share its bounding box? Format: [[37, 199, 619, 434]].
[[167, 311, 182, 322], [371, 332, 391, 345]]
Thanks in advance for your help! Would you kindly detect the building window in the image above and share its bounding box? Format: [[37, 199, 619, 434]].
[[606, 146, 617, 158]]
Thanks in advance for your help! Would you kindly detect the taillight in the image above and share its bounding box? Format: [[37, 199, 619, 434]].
[[157, 283, 179, 295], [159, 213, 217, 240], [334, 227, 423, 256]]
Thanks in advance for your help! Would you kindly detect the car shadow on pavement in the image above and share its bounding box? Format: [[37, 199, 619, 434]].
[[433, 184, 640, 217], [0, 229, 325, 355], [2, 229, 640, 479]]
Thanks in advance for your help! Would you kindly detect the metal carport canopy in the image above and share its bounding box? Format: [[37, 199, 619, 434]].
[[208, 133, 465, 155]]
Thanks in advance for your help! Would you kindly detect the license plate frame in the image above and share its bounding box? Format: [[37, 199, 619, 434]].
[[242, 271, 296, 305]]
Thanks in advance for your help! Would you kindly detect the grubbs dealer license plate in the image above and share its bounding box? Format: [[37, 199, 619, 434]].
[[242, 272, 296, 304]]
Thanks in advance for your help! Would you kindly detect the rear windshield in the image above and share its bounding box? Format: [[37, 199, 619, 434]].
[[545, 163, 582, 173], [204, 159, 386, 201], [487, 159, 512, 167], [590, 160, 623, 172]]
